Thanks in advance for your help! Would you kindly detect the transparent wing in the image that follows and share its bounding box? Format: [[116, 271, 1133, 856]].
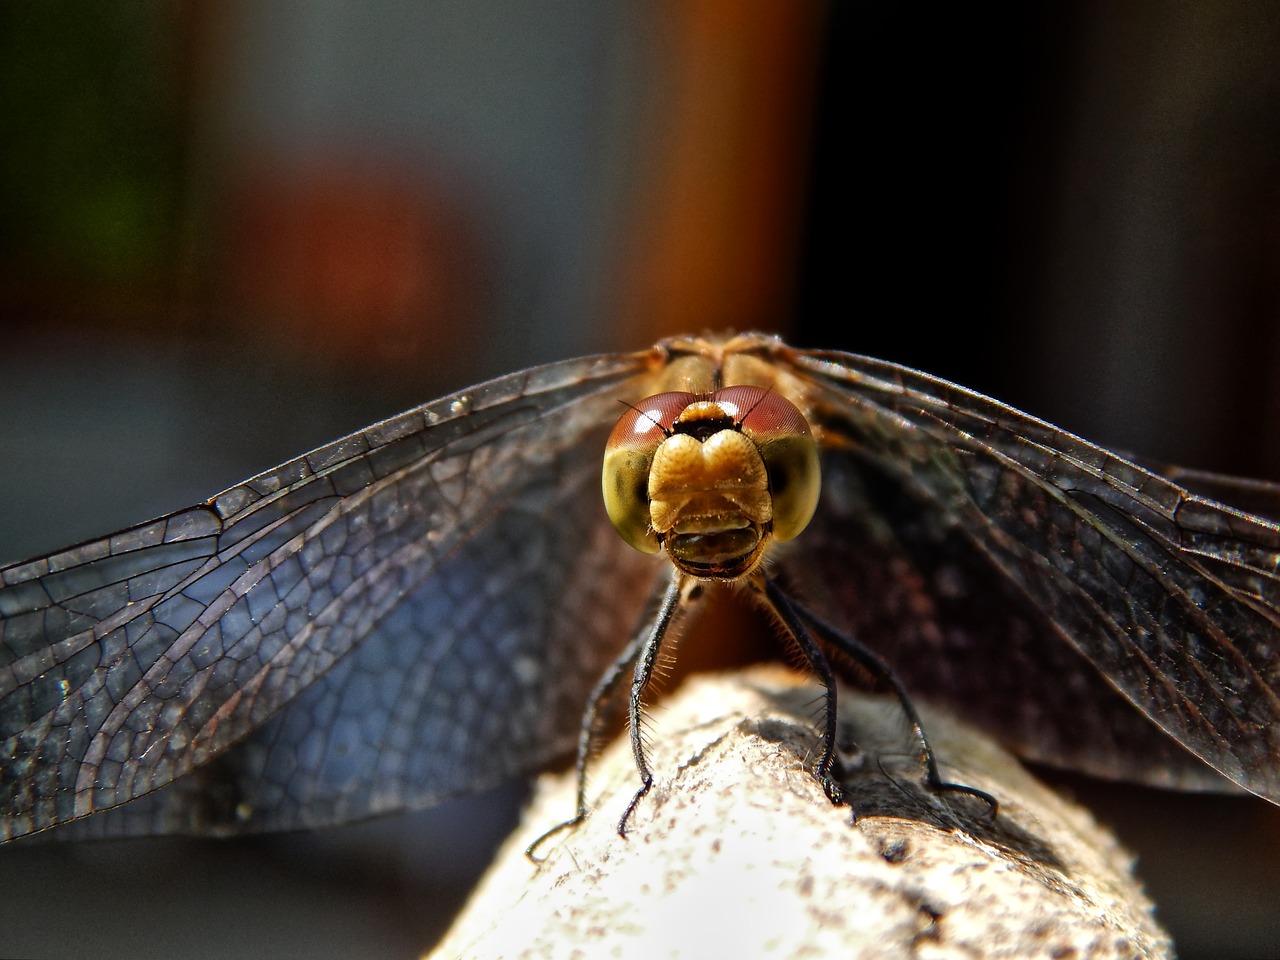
[[775, 346, 1280, 801], [0, 349, 666, 841]]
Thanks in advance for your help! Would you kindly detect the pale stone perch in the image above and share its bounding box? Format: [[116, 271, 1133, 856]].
[[429, 666, 1171, 959]]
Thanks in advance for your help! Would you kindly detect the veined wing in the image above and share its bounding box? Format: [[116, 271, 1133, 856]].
[[774, 345, 1280, 802], [1137, 461, 1280, 525], [8, 331, 1278, 844], [0, 348, 666, 841]]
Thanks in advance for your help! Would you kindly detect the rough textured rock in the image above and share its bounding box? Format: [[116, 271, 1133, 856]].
[[429, 667, 1172, 959]]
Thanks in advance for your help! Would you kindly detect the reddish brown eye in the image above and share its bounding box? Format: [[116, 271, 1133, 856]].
[[710, 386, 810, 438], [710, 386, 820, 542], [605, 391, 699, 453], [603, 392, 697, 555]]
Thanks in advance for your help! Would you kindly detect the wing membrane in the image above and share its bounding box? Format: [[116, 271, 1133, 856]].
[[777, 346, 1280, 801], [5, 332, 1279, 843], [1, 349, 665, 840]]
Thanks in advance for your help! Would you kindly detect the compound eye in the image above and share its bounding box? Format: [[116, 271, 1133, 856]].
[[712, 386, 821, 542], [602, 392, 697, 554]]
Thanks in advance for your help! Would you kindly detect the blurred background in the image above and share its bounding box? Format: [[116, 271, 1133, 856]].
[[1, 2, 1279, 957]]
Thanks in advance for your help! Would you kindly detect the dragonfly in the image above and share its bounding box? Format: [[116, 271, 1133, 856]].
[[1, 330, 1278, 845]]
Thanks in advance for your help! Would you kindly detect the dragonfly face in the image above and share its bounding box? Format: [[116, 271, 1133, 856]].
[[603, 385, 821, 580], [1, 331, 1278, 845]]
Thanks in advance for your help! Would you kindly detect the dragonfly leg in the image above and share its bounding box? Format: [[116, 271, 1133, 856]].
[[526, 571, 687, 860], [618, 572, 688, 837], [766, 581, 998, 821], [757, 577, 843, 805]]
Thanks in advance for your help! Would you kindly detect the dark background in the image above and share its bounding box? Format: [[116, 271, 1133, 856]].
[[794, 5, 1280, 958], [2, 3, 1279, 957]]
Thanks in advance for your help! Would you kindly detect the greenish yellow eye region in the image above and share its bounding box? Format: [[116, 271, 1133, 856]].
[[755, 433, 821, 541], [603, 447, 661, 554]]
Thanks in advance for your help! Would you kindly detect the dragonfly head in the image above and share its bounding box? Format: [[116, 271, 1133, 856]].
[[603, 386, 821, 581]]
